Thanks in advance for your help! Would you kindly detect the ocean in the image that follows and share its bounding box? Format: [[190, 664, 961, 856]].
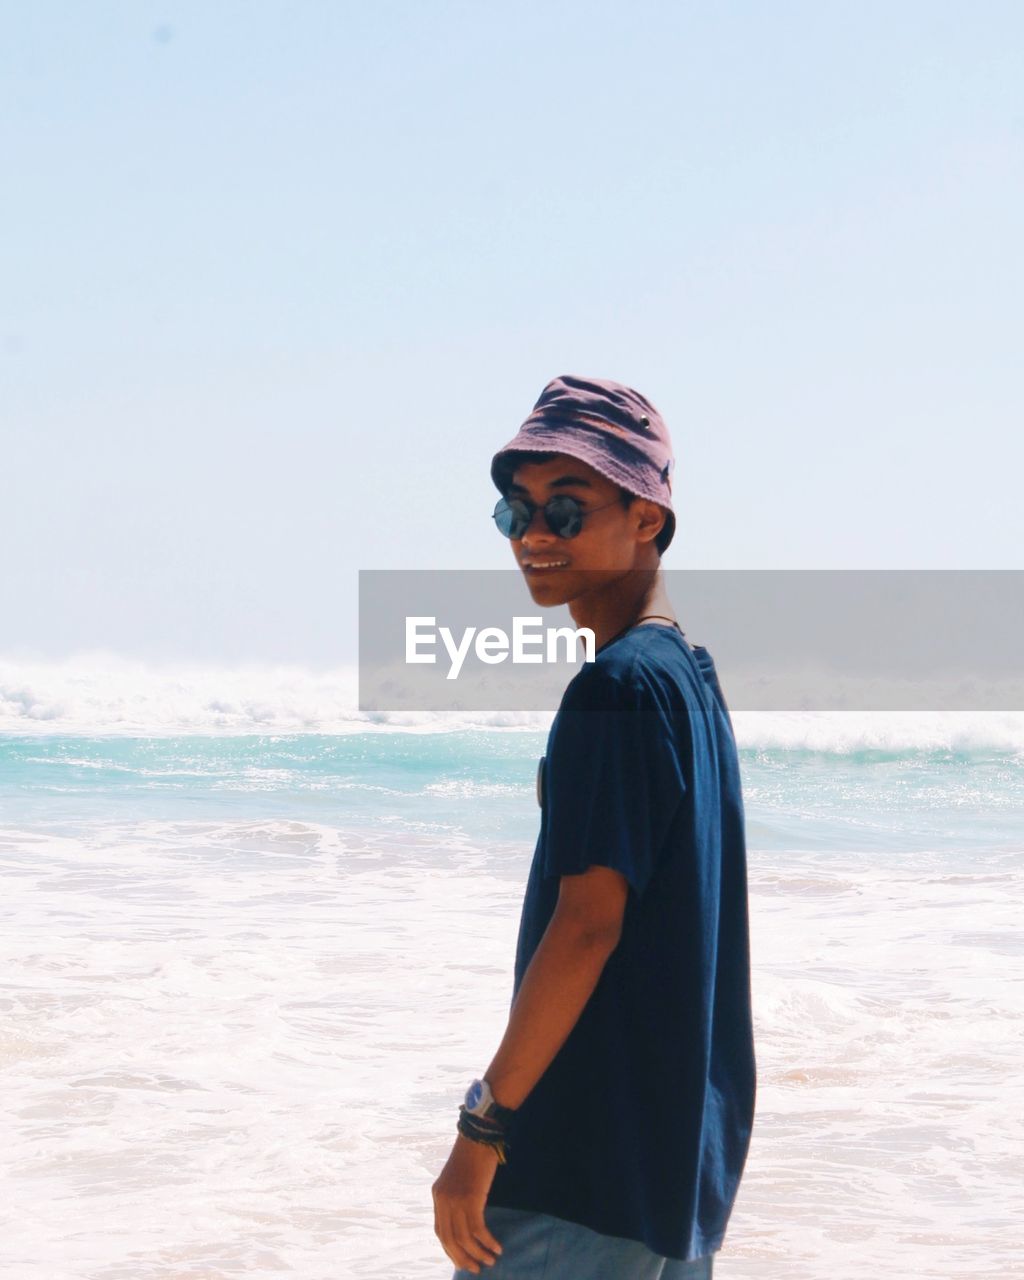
[[2, 657, 1022, 1278]]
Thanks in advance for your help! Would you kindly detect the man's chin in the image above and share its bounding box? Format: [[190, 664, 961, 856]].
[[522, 574, 574, 606]]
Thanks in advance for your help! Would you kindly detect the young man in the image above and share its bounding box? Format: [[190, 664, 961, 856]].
[[431, 374, 756, 1278]]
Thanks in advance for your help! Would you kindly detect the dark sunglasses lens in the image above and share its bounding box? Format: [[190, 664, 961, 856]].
[[493, 497, 529, 539], [545, 495, 584, 538]]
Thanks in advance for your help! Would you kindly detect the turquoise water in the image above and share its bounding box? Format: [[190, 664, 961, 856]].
[[3, 731, 1022, 865], [0, 732, 542, 846], [2, 724, 1022, 1278]]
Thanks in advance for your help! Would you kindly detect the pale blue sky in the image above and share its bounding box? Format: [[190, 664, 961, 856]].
[[3, 1, 1022, 665]]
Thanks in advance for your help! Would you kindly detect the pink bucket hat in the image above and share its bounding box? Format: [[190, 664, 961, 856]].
[[490, 373, 677, 553]]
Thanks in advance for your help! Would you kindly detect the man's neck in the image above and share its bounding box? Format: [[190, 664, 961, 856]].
[[567, 567, 677, 653]]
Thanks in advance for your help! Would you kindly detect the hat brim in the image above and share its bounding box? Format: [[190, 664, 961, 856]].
[[490, 433, 675, 553]]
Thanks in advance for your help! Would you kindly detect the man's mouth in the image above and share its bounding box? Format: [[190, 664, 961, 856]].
[[522, 560, 570, 573]]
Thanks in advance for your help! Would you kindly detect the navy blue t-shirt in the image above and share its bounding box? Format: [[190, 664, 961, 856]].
[[486, 622, 756, 1263]]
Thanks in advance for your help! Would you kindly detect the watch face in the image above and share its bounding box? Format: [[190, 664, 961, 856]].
[[465, 1079, 483, 1111]]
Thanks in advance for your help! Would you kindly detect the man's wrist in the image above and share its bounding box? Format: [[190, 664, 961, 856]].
[[457, 1106, 512, 1163], [455, 1131, 500, 1158], [464, 1076, 518, 1126], [458, 1076, 517, 1165]]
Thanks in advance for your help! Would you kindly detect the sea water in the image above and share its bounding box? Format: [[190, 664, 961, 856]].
[[1, 657, 1022, 1279]]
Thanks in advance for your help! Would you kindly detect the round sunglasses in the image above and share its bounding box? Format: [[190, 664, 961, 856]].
[[492, 494, 622, 541]]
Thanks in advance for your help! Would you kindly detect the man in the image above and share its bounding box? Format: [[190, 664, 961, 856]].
[[431, 374, 756, 1278]]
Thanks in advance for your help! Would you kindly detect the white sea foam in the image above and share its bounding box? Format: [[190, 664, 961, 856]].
[[4, 652, 1024, 752], [1, 819, 1021, 1278], [0, 651, 552, 737], [729, 708, 1024, 755]]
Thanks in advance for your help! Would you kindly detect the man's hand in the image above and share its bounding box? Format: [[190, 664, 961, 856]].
[[432, 869, 625, 1272], [431, 1132, 504, 1274]]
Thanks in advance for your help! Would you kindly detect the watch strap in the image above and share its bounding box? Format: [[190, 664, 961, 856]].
[[482, 1095, 517, 1128]]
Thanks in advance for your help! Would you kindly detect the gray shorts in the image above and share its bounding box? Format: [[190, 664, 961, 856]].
[[452, 1205, 714, 1279]]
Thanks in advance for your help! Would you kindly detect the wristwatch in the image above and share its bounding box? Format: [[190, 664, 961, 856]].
[[463, 1077, 517, 1127]]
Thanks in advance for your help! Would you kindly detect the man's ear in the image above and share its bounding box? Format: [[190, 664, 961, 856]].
[[634, 498, 667, 546]]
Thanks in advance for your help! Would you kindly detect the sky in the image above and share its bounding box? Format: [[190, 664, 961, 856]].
[[3, 1, 1022, 666]]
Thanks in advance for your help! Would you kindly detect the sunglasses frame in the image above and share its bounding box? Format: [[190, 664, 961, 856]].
[[492, 493, 624, 541]]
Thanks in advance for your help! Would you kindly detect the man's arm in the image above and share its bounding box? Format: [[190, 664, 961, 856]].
[[484, 862, 629, 1108], [431, 863, 628, 1275]]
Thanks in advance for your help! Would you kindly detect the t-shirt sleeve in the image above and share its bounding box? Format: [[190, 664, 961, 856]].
[[541, 660, 688, 899]]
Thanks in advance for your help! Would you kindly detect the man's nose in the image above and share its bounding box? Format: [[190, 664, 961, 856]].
[[519, 507, 557, 546]]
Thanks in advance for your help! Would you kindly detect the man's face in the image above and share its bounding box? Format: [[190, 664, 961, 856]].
[[503, 453, 659, 605]]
